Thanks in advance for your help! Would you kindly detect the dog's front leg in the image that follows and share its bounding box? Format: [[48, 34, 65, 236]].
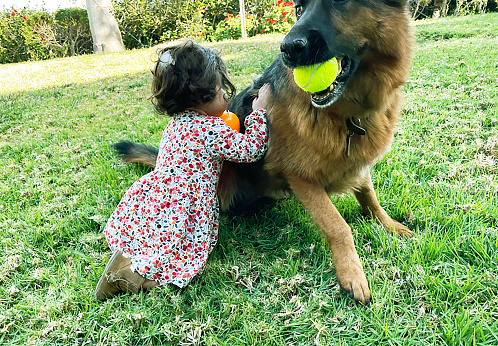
[[354, 173, 413, 237], [286, 175, 371, 304]]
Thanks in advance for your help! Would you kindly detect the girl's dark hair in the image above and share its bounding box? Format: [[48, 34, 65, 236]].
[[151, 39, 236, 115]]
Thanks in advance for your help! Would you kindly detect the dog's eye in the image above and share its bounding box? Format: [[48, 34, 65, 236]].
[[295, 5, 303, 17]]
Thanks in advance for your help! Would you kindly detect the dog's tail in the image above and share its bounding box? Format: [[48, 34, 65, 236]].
[[112, 140, 159, 168]]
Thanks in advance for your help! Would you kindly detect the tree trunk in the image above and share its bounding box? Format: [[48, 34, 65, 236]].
[[86, 0, 125, 53], [239, 0, 247, 40]]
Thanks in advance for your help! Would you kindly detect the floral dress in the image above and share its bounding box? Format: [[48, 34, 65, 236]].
[[104, 109, 268, 287]]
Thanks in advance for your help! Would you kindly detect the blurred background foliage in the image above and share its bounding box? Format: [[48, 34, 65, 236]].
[[0, 0, 496, 64]]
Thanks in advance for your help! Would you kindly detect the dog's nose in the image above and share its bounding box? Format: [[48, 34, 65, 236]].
[[280, 38, 307, 58]]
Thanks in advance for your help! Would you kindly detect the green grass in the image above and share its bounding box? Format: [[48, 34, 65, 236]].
[[0, 13, 497, 345]]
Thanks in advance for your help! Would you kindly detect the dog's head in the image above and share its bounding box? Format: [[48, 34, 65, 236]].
[[280, 0, 412, 109]]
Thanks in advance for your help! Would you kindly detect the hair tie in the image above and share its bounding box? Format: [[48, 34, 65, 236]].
[[159, 51, 175, 68]]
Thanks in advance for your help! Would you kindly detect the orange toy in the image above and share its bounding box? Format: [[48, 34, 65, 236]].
[[220, 111, 240, 132]]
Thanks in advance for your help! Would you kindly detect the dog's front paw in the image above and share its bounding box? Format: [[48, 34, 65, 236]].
[[334, 251, 371, 304], [386, 219, 414, 238]]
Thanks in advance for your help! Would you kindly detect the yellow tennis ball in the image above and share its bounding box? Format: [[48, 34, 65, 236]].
[[293, 57, 339, 93]]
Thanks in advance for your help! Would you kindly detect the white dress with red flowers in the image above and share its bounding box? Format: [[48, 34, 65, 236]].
[[104, 109, 268, 287]]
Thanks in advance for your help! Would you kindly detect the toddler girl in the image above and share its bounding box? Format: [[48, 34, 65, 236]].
[[95, 39, 270, 300]]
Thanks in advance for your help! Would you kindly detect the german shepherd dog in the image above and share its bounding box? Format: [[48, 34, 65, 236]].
[[115, 0, 414, 304]]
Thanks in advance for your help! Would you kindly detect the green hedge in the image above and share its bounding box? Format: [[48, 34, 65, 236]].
[[2, 0, 497, 63], [110, 0, 295, 48], [411, 0, 497, 19], [0, 1, 295, 63], [0, 7, 92, 64]]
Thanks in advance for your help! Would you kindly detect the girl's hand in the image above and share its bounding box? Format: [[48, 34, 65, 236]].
[[252, 84, 271, 111]]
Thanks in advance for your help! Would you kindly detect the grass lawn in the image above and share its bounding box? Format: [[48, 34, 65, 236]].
[[1, 13, 497, 346]]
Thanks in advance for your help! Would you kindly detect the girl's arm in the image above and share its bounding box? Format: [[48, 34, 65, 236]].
[[205, 109, 268, 163]]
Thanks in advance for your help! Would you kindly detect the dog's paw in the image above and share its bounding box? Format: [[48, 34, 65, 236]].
[[387, 219, 414, 238], [334, 251, 371, 304], [340, 274, 371, 304]]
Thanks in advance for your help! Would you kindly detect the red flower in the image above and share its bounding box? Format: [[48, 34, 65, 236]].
[[272, 19, 278, 24], [266, 18, 271, 22], [279, 0, 294, 7], [23, 16, 27, 21], [283, 11, 287, 16]]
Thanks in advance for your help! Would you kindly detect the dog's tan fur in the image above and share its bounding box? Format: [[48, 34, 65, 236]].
[[253, 2, 414, 303]]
